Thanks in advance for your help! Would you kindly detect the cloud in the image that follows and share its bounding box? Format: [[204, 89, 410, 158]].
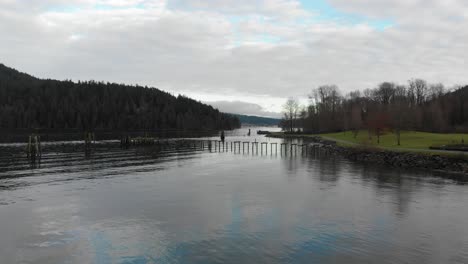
[[169, 0, 307, 19], [206, 101, 282, 118], [328, 0, 468, 22], [1, 0, 468, 116]]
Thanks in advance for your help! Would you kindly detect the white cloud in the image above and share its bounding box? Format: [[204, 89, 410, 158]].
[[1, 0, 468, 116], [169, 0, 307, 20]]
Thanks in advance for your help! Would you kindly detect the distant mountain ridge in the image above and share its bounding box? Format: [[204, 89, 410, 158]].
[[0, 63, 240, 131], [232, 114, 280, 126]]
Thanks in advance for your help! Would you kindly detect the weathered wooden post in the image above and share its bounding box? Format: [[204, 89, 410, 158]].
[[37, 135, 42, 157], [121, 135, 131, 148], [27, 135, 32, 158], [291, 144, 297, 155], [281, 143, 287, 155], [299, 144, 306, 156], [233, 141, 238, 152], [242, 142, 249, 153], [261, 142, 268, 155], [27, 134, 42, 160], [270, 143, 277, 155], [84, 132, 93, 149]]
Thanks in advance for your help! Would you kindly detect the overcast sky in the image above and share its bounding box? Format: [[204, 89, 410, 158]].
[[1, 0, 467, 117]]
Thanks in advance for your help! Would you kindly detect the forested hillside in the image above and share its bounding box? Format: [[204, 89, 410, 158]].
[[0, 64, 240, 131]]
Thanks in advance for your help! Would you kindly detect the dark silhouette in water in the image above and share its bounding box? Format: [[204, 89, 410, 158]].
[[248, 129, 251, 136], [221, 131, 225, 142]]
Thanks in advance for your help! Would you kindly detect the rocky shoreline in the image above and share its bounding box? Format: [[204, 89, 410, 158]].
[[271, 134, 468, 176]]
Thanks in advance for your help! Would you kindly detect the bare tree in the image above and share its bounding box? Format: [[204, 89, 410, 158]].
[[374, 82, 396, 105], [428, 83, 445, 100], [409, 79, 428, 105], [350, 104, 362, 138], [282, 98, 299, 132], [312, 85, 341, 132], [298, 106, 307, 132], [390, 88, 408, 146]]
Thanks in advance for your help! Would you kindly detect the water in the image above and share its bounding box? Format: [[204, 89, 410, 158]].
[[1, 127, 467, 264]]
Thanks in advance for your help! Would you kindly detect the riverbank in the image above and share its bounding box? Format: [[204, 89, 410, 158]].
[[268, 133, 468, 176], [320, 130, 468, 151]]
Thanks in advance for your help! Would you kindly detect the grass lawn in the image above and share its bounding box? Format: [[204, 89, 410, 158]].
[[319, 130, 468, 150]]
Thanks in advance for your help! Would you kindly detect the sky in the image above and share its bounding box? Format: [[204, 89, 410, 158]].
[[1, 0, 468, 117]]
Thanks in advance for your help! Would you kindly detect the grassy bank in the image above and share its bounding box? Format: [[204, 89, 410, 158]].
[[320, 131, 468, 151], [268, 130, 468, 154]]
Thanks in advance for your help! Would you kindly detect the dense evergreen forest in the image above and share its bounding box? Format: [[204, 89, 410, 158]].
[[282, 80, 468, 136], [0, 64, 240, 131]]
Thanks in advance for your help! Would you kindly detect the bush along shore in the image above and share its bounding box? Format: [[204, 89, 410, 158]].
[[269, 134, 468, 176]]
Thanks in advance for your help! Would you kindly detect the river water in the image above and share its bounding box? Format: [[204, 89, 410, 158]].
[[0, 127, 467, 263]]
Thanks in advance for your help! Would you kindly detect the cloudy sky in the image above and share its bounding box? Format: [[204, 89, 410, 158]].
[[1, 0, 468, 117]]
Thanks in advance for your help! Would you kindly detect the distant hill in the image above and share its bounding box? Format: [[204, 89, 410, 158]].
[[0, 63, 240, 131], [232, 114, 280, 126]]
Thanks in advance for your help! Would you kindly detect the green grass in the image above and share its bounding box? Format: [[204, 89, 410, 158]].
[[319, 130, 468, 151]]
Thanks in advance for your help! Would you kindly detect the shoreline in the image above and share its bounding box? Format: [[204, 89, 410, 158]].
[[268, 133, 468, 176]]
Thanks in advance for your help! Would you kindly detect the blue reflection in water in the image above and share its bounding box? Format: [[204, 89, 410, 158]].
[[91, 232, 113, 264]]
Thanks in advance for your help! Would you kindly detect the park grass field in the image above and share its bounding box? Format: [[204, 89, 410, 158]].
[[319, 130, 468, 151]]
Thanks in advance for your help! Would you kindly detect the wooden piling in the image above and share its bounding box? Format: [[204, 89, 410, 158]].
[[280, 143, 287, 155], [243, 142, 249, 153], [270, 143, 278, 155], [261, 142, 268, 154], [27, 134, 41, 160], [252, 142, 258, 154]]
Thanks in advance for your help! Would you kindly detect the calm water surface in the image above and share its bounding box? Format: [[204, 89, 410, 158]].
[[0, 128, 467, 263]]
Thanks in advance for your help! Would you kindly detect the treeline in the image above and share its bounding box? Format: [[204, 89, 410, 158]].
[[282, 79, 468, 142], [0, 64, 240, 131]]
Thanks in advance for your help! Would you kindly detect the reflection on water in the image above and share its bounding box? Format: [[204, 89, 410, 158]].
[[0, 127, 467, 263]]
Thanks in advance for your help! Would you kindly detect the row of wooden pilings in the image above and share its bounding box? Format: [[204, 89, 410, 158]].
[[27, 132, 96, 160], [157, 139, 323, 156], [203, 140, 319, 156], [25, 135, 323, 160]]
